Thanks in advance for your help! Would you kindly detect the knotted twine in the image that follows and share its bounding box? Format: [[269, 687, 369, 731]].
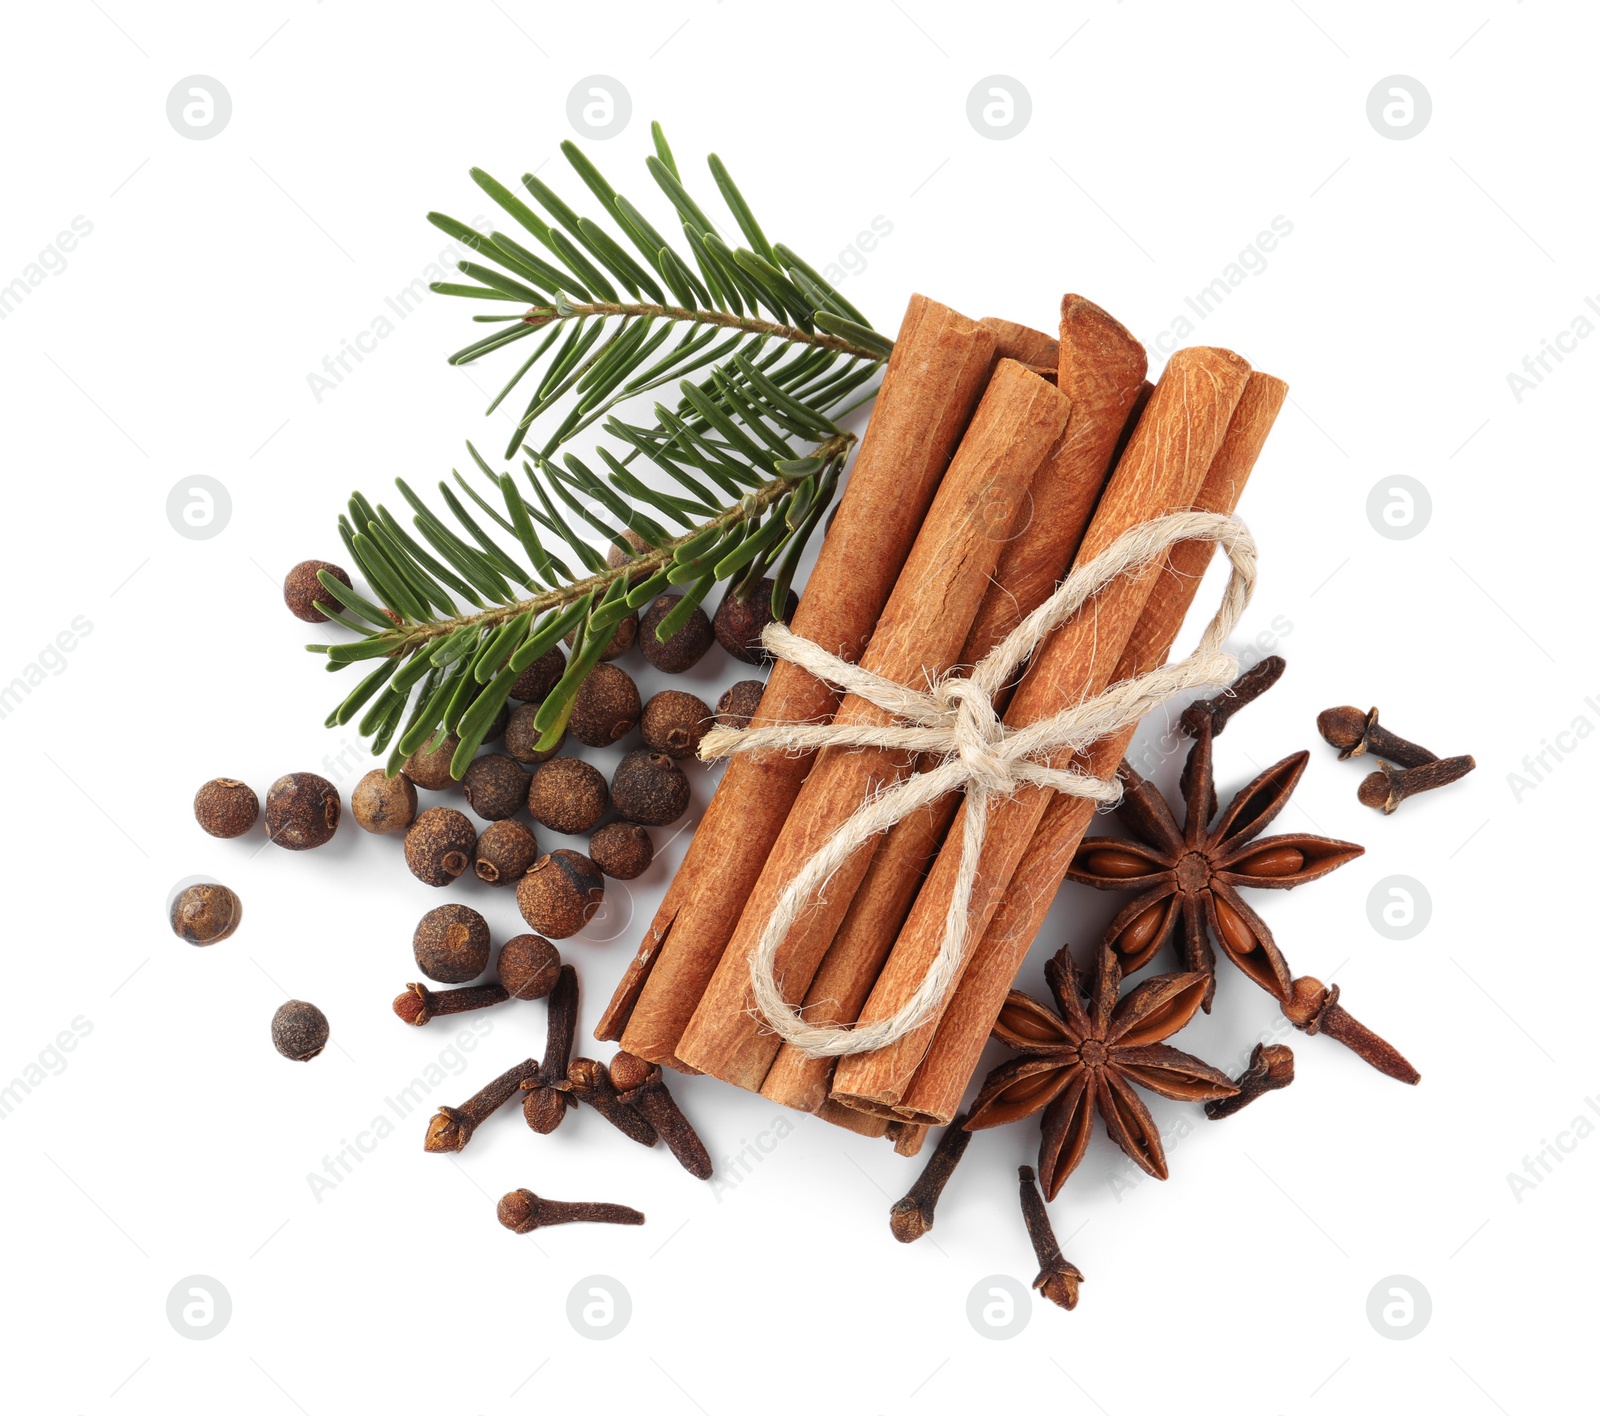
[[697, 510, 1258, 1060]]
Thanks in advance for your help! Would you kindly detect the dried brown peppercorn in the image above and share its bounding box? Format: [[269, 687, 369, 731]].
[[403, 807, 478, 886], [640, 690, 712, 759], [461, 753, 529, 821], [638, 593, 713, 673], [283, 560, 351, 623], [569, 663, 641, 746], [516, 850, 605, 939], [496, 934, 561, 1000], [510, 644, 567, 703], [170, 883, 242, 945], [503, 707, 566, 765], [712, 579, 799, 664], [527, 757, 609, 835], [589, 821, 654, 880], [610, 749, 690, 826], [271, 999, 329, 1061], [567, 613, 638, 662], [404, 732, 460, 791], [412, 903, 491, 983], [485, 701, 510, 743], [473, 818, 539, 886], [351, 769, 417, 835], [607, 529, 651, 569], [264, 773, 341, 851], [715, 679, 766, 731], [193, 778, 259, 839]]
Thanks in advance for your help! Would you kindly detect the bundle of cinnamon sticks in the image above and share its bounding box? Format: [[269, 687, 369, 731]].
[[597, 292, 1286, 1143]]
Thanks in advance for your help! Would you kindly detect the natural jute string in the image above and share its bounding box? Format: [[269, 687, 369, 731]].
[[698, 510, 1258, 1059]]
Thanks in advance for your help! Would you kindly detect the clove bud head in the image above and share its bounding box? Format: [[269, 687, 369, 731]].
[[1035, 1261, 1085, 1312], [498, 1188, 543, 1233], [521, 1080, 572, 1134], [423, 1106, 473, 1153], [606, 1050, 657, 1092], [1317, 705, 1374, 757], [1280, 977, 1333, 1031], [393, 984, 430, 1026]]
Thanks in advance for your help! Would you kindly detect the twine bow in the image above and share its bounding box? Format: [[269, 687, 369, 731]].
[[698, 510, 1259, 1060]]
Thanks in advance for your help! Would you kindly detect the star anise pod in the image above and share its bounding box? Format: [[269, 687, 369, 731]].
[[1065, 720, 1364, 1008], [965, 946, 1237, 1200]]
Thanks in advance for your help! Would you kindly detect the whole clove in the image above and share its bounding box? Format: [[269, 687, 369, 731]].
[[1357, 754, 1476, 814], [1316, 705, 1439, 769], [890, 1113, 972, 1243], [1178, 654, 1286, 739], [1281, 977, 1420, 1085], [424, 1056, 540, 1152], [497, 1188, 644, 1233], [1017, 1165, 1083, 1312], [393, 981, 508, 1027], [1205, 1042, 1296, 1119], [523, 965, 580, 1134], [608, 1050, 712, 1179]]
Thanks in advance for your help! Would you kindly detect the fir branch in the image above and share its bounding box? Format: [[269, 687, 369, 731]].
[[315, 125, 892, 777]]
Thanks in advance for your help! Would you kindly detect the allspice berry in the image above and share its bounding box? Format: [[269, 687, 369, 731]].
[[589, 821, 654, 880], [462, 754, 529, 821], [404, 807, 478, 886], [264, 773, 341, 851], [640, 690, 711, 760], [193, 778, 259, 839], [504, 707, 566, 765], [283, 560, 351, 624], [413, 904, 492, 983], [638, 594, 713, 673], [351, 769, 417, 835], [170, 883, 242, 945], [607, 529, 651, 569], [569, 663, 641, 747], [496, 934, 561, 1000], [516, 850, 605, 939], [527, 758, 609, 835], [272, 999, 330, 1061], [510, 645, 567, 703], [567, 612, 639, 662], [485, 701, 510, 743], [716, 679, 766, 731], [404, 732, 460, 791], [611, 749, 690, 826], [474, 818, 539, 886], [713, 579, 799, 664]]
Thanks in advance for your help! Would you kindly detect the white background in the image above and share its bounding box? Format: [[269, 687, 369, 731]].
[[0, 2, 1590, 1411]]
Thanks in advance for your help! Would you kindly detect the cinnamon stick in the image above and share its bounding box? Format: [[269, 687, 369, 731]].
[[830, 345, 1253, 1119], [886, 372, 1288, 1125], [598, 296, 998, 1058], [759, 300, 1147, 1114], [674, 360, 1073, 1089]]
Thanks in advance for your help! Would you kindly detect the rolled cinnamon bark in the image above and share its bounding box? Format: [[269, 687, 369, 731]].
[[674, 360, 1073, 1089], [881, 372, 1287, 1126], [760, 300, 1147, 1114], [598, 296, 998, 1058], [830, 345, 1253, 1119]]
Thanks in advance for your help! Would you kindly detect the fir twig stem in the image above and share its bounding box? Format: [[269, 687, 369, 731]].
[[376, 434, 852, 657], [523, 300, 887, 361]]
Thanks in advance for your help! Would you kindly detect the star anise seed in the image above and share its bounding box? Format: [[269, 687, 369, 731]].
[[965, 946, 1237, 1199], [1066, 718, 1364, 1008]]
